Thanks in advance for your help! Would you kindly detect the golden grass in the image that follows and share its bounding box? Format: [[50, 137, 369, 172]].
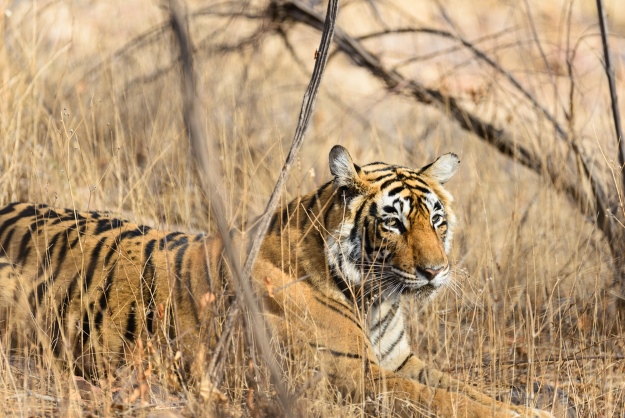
[[1, 0, 624, 416]]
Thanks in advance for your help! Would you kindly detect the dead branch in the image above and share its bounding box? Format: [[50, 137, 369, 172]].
[[168, 0, 291, 411], [242, 0, 340, 277], [596, 0, 625, 193], [168, 0, 340, 410]]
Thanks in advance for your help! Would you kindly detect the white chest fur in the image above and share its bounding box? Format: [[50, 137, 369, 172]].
[[367, 298, 411, 371]]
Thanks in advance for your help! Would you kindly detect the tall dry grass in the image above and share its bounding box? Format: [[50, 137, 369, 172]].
[[0, 0, 624, 416]]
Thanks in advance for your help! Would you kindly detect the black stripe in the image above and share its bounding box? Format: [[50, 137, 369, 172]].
[[185, 269, 200, 324], [309, 343, 362, 359], [307, 181, 332, 213], [103, 237, 120, 266], [61, 273, 80, 355], [375, 219, 383, 240], [81, 302, 94, 346], [371, 308, 400, 346], [1, 227, 16, 255], [169, 236, 189, 250], [15, 230, 33, 264], [202, 245, 213, 291], [0, 205, 37, 239], [312, 295, 363, 332], [327, 349, 361, 359], [0, 202, 19, 216], [95, 218, 126, 234], [349, 201, 367, 242], [68, 220, 88, 248], [381, 329, 405, 358], [380, 179, 400, 191], [143, 239, 157, 334], [307, 192, 319, 214], [370, 303, 398, 333], [49, 229, 72, 281], [394, 353, 414, 372], [331, 264, 354, 301], [174, 244, 188, 281], [124, 301, 137, 341], [30, 230, 64, 305], [367, 173, 394, 183], [410, 185, 432, 195], [417, 367, 426, 384], [50, 316, 62, 357], [323, 198, 335, 228], [167, 304, 176, 341], [94, 266, 116, 337], [27, 217, 47, 234], [83, 239, 107, 292], [386, 186, 404, 196]]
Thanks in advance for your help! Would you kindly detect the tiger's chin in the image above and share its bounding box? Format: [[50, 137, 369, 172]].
[[402, 280, 446, 300]]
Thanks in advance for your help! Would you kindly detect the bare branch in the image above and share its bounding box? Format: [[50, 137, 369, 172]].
[[168, 0, 291, 410], [596, 0, 625, 193], [242, 0, 340, 278], [169, 0, 340, 409]]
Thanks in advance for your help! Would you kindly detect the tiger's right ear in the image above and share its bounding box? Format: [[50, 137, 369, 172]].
[[329, 145, 362, 191], [421, 153, 460, 184]]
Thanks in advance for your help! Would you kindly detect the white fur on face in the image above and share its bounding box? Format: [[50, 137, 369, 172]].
[[326, 220, 362, 287]]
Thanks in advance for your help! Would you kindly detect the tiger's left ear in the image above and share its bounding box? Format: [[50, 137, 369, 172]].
[[421, 153, 460, 184], [329, 145, 363, 191]]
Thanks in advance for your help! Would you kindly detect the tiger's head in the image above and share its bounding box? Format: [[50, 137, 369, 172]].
[[326, 145, 459, 300]]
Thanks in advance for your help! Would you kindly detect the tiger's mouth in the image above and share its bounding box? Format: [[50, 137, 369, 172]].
[[389, 266, 448, 289], [357, 264, 448, 299]]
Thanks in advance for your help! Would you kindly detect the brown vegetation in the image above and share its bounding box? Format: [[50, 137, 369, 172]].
[[1, 0, 624, 416]]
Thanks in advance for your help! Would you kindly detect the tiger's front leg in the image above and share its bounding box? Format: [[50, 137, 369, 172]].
[[393, 355, 555, 418], [314, 348, 529, 418], [269, 282, 539, 417]]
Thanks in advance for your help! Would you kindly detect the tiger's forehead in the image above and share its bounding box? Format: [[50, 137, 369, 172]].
[[361, 164, 431, 192], [358, 162, 444, 214], [361, 163, 421, 182]]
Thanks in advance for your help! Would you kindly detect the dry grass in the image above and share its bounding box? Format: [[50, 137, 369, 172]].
[[1, 0, 625, 416]]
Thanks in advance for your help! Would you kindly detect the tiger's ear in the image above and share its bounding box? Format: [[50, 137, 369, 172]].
[[329, 145, 362, 190], [421, 153, 460, 184]]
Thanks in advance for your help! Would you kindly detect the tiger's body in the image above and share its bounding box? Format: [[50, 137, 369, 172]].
[[0, 146, 553, 417]]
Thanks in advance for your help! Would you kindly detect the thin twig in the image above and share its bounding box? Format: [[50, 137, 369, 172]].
[[242, 0, 340, 278], [596, 0, 625, 194]]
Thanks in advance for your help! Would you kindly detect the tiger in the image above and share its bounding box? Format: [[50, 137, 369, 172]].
[[0, 145, 553, 417]]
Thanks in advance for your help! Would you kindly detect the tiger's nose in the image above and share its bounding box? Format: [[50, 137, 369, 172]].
[[417, 266, 445, 281]]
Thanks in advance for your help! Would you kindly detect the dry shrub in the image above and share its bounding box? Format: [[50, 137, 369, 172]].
[[1, 0, 624, 416]]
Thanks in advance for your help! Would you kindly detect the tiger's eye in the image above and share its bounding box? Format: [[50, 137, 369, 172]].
[[387, 218, 399, 227]]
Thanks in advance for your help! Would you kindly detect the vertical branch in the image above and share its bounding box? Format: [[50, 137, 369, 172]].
[[596, 0, 625, 192], [168, 0, 340, 409], [243, 0, 340, 277], [168, 0, 291, 410]]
